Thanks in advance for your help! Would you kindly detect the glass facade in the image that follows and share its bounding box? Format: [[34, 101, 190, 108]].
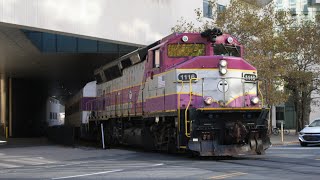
[[203, 0, 213, 18], [22, 30, 138, 53], [203, 0, 226, 19], [275, 0, 320, 21]]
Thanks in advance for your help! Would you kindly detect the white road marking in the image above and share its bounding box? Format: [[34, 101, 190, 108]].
[[150, 163, 164, 167], [270, 147, 320, 150], [209, 172, 248, 179], [3, 158, 45, 165], [51, 163, 164, 179], [20, 157, 56, 164], [0, 162, 20, 168], [51, 169, 123, 179]]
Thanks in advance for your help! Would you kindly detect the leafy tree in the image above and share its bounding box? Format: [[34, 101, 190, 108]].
[[172, 0, 290, 130], [282, 21, 320, 131], [172, 0, 320, 132]]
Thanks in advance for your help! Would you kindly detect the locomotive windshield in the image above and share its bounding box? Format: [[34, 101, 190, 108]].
[[168, 43, 205, 57], [214, 44, 241, 57]]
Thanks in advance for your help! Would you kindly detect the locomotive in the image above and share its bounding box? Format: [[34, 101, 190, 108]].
[[81, 29, 270, 156]]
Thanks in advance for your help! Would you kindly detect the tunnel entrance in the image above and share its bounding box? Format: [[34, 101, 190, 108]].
[[0, 25, 139, 139], [11, 79, 48, 137]]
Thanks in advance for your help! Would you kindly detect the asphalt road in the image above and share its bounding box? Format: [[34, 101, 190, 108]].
[[0, 143, 320, 179]]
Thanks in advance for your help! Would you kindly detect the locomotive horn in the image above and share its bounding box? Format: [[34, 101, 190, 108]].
[[201, 28, 223, 42]]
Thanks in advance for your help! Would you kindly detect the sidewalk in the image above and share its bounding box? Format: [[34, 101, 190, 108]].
[[0, 137, 49, 148], [0, 136, 7, 145], [270, 133, 299, 146]]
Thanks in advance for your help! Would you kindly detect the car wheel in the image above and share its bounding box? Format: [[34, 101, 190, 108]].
[[300, 142, 308, 147]]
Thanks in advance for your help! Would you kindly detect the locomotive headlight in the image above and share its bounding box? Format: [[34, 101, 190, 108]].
[[251, 97, 259, 104], [219, 68, 228, 75], [219, 60, 228, 67], [219, 60, 228, 75], [182, 35, 188, 42], [204, 96, 214, 105]]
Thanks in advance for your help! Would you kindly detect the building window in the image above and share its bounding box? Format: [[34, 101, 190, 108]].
[[203, 0, 213, 18], [303, 4, 308, 15], [290, 8, 297, 16], [289, 0, 296, 5], [217, 4, 226, 14]]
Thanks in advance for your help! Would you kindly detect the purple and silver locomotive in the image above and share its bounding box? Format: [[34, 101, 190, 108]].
[[87, 29, 270, 156]]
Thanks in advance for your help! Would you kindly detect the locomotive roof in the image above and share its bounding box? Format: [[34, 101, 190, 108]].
[[94, 29, 239, 84]]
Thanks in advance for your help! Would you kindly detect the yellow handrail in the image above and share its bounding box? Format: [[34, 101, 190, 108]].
[[258, 81, 264, 107], [184, 78, 199, 137], [177, 80, 184, 133]]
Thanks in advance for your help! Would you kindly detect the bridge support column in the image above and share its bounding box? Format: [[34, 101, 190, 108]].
[[0, 74, 8, 138]]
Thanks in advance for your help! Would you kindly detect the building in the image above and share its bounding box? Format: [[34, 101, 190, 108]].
[[276, 0, 320, 22], [0, 0, 207, 137], [274, 0, 320, 127]]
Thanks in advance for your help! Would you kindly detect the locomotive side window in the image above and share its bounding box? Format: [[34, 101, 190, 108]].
[[153, 49, 160, 68], [214, 44, 241, 57], [168, 43, 205, 57]]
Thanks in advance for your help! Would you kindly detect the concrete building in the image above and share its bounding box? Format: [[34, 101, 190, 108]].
[[275, 0, 320, 22], [0, 0, 206, 137]]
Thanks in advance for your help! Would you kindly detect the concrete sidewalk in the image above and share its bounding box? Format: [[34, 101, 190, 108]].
[[270, 133, 299, 146], [0, 138, 7, 145], [0, 137, 50, 148]]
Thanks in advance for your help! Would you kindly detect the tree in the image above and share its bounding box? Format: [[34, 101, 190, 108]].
[[172, 0, 291, 132], [172, 0, 320, 132], [282, 21, 320, 131]]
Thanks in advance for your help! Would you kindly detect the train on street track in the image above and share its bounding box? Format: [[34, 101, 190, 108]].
[[65, 28, 271, 156]]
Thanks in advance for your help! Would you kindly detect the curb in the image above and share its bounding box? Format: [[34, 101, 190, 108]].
[[271, 141, 300, 146]]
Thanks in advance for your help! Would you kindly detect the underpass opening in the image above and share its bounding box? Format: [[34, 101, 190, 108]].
[[0, 25, 139, 140]]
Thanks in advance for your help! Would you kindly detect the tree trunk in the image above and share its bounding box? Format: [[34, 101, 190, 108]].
[[301, 90, 311, 128]]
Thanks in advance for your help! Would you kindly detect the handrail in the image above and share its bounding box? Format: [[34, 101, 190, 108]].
[[184, 78, 199, 137], [258, 81, 264, 107], [177, 80, 184, 133]]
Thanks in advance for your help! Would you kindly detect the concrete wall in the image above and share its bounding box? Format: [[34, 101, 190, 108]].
[[0, 0, 203, 46]]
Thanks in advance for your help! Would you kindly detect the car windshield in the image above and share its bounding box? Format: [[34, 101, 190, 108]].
[[309, 120, 320, 127]]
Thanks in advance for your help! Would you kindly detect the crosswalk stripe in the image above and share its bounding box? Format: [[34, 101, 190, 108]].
[[3, 158, 45, 165], [20, 157, 56, 164], [0, 162, 20, 168]]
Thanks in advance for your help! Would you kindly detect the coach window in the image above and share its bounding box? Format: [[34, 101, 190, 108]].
[[153, 49, 160, 68]]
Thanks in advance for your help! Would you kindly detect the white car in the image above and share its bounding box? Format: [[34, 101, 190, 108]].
[[299, 119, 320, 147]]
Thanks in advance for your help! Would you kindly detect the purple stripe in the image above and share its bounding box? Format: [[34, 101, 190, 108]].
[[81, 97, 97, 111]]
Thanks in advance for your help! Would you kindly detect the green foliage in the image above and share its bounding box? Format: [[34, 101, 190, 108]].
[[172, 0, 320, 130]]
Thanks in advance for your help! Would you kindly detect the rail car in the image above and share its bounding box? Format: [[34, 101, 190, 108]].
[[83, 29, 270, 156], [65, 81, 96, 139]]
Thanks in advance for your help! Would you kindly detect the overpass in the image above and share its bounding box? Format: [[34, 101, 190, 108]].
[[0, 0, 204, 138]]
